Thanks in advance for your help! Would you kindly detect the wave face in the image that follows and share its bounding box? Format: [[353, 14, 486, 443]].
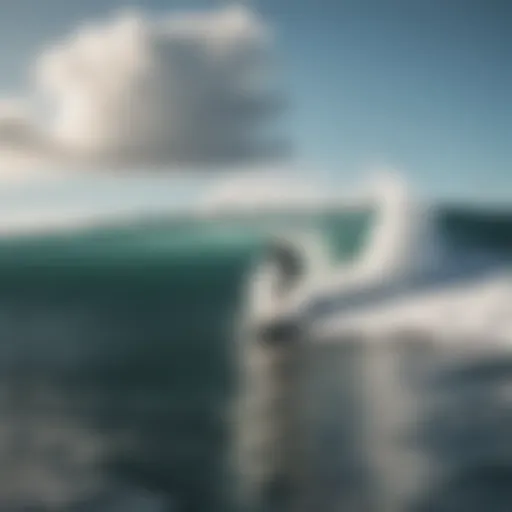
[[0, 207, 510, 511]]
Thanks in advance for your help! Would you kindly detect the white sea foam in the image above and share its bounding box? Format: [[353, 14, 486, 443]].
[[238, 172, 511, 345], [236, 172, 512, 510]]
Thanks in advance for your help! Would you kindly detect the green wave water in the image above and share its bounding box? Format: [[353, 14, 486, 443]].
[[0, 208, 510, 511]]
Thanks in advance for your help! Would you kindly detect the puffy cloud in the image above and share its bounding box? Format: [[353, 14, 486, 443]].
[[0, 6, 283, 171]]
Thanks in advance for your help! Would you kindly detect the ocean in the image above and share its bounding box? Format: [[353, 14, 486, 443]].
[[0, 205, 511, 511]]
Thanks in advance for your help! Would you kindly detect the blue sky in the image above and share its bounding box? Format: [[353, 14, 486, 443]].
[[0, 0, 509, 205]]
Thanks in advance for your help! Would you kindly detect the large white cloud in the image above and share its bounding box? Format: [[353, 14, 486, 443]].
[[0, 6, 283, 171]]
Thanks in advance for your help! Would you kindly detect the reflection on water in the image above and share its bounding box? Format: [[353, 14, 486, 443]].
[[2, 311, 512, 512], [2, 302, 512, 512], [412, 347, 512, 512], [296, 337, 512, 512]]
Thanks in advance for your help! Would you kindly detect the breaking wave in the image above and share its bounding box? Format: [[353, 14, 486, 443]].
[[0, 174, 510, 511]]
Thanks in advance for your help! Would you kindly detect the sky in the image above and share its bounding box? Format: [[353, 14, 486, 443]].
[[0, 0, 510, 226]]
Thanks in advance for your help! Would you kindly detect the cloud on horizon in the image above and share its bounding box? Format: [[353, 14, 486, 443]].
[[0, 5, 284, 174]]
